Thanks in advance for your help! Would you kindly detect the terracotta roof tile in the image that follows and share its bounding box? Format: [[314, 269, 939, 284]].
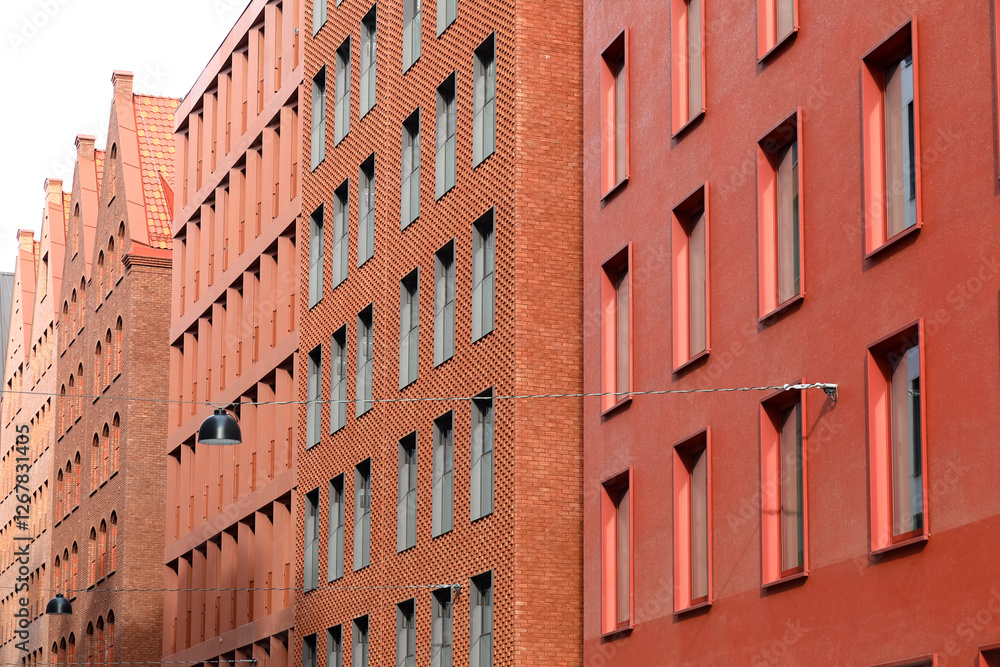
[[133, 95, 179, 250]]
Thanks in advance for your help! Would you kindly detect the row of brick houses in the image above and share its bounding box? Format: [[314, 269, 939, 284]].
[[2, 0, 999, 665]]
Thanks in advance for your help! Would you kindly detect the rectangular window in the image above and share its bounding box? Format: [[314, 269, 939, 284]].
[[333, 180, 349, 287], [304, 488, 320, 591], [471, 209, 495, 341], [862, 20, 921, 256], [328, 474, 345, 581], [398, 269, 420, 388], [303, 633, 317, 667], [330, 326, 347, 433], [757, 111, 803, 318], [432, 410, 454, 536], [600, 468, 632, 634], [401, 109, 421, 229], [431, 587, 453, 667], [980, 645, 1000, 667], [469, 572, 493, 667], [473, 34, 497, 166], [867, 322, 927, 552], [600, 245, 631, 413], [355, 305, 373, 416], [358, 154, 376, 266], [671, 184, 709, 370], [403, 0, 422, 71], [673, 429, 711, 612], [335, 38, 352, 144], [309, 205, 325, 307], [397, 432, 418, 552], [470, 389, 494, 521], [352, 616, 369, 667], [307, 345, 322, 448], [312, 0, 327, 34], [434, 240, 456, 365], [437, 0, 456, 35], [311, 68, 326, 169], [671, 0, 705, 135], [396, 599, 416, 667], [360, 8, 377, 117], [327, 626, 343, 667], [600, 30, 628, 196], [760, 389, 807, 585], [353, 459, 372, 570], [436, 73, 457, 199], [757, 0, 798, 59]]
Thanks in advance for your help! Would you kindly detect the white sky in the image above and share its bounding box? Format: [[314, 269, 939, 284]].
[[0, 0, 251, 272]]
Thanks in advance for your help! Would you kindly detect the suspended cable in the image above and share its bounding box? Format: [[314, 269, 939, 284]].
[[3, 583, 460, 594]]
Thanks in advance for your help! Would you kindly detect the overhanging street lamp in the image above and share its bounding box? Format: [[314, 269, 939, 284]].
[[197, 408, 242, 445], [45, 593, 72, 615]]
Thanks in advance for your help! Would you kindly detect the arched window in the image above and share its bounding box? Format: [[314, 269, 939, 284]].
[[89, 529, 97, 584], [62, 549, 70, 594], [67, 377, 75, 424], [109, 513, 117, 573], [85, 623, 94, 666], [96, 252, 105, 297], [61, 302, 69, 344], [91, 436, 100, 488], [101, 424, 110, 481], [71, 544, 78, 595], [74, 452, 81, 505], [108, 145, 118, 201], [111, 415, 120, 473], [106, 611, 115, 665], [108, 237, 117, 286], [70, 291, 77, 331], [64, 463, 72, 514], [68, 634, 75, 666], [114, 318, 123, 376], [94, 342, 103, 393], [59, 639, 66, 666], [59, 385, 67, 431], [98, 521, 107, 580], [52, 643, 58, 666], [96, 617, 105, 666], [56, 471, 64, 518], [79, 278, 86, 330], [72, 203, 80, 254], [105, 330, 112, 385], [53, 556, 61, 595], [76, 364, 84, 413]]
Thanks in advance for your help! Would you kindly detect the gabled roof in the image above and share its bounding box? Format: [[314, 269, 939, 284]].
[[133, 95, 178, 250]]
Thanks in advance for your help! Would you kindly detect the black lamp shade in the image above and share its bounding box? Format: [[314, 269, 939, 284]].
[[46, 593, 73, 615], [198, 409, 242, 445]]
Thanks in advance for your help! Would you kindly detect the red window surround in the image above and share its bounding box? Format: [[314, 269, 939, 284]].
[[861, 19, 922, 257], [673, 428, 711, 613], [600, 30, 629, 198], [671, 184, 710, 372], [871, 656, 937, 667], [601, 244, 632, 414], [757, 0, 798, 61], [757, 109, 804, 319], [600, 467, 633, 635], [866, 319, 928, 554], [671, 0, 706, 136], [759, 385, 808, 586], [979, 642, 1000, 666]]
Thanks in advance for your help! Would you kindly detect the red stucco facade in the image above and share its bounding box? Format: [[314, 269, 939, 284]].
[[584, 1, 1000, 665]]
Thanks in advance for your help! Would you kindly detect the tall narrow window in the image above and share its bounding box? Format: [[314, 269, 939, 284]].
[[867, 323, 927, 552], [327, 625, 343, 667], [307, 345, 322, 448], [401, 109, 421, 229], [402, 0, 422, 70], [600, 246, 631, 413], [862, 21, 921, 255], [600, 30, 628, 196], [470, 572, 493, 667], [312, 0, 327, 34], [436, 73, 457, 198], [671, 0, 705, 135], [473, 34, 497, 166], [395, 432, 418, 553], [673, 430, 711, 611], [360, 8, 377, 117], [757, 0, 798, 59], [352, 616, 369, 667], [471, 209, 495, 341], [309, 205, 325, 307], [757, 112, 804, 317], [311, 68, 327, 169], [671, 185, 709, 371], [432, 587, 453, 667], [330, 326, 347, 433], [303, 633, 318, 667], [333, 180, 349, 287], [353, 459, 372, 570], [434, 241, 456, 365], [432, 411, 454, 536], [396, 599, 416, 667], [304, 488, 320, 591], [470, 389, 494, 521], [358, 154, 376, 265], [398, 269, 420, 388], [600, 468, 632, 634], [335, 38, 352, 144], [437, 0, 456, 34], [355, 306, 374, 416], [328, 475, 345, 581], [760, 389, 807, 585]]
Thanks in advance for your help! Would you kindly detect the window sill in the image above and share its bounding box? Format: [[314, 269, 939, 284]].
[[762, 569, 808, 589], [675, 599, 712, 616], [472, 327, 494, 345], [871, 532, 928, 557], [471, 510, 494, 524], [601, 175, 629, 202], [434, 353, 455, 369], [671, 109, 705, 140], [759, 293, 804, 323], [432, 527, 453, 539], [673, 348, 710, 375], [601, 395, 632, 417], [474, 148, 496, 171], [864, 222, 921, 260], [601, 624, 633, 639], [436, 183, 455, 201], [758, 28, 798, 64]]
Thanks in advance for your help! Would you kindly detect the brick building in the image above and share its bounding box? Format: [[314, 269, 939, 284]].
[[163, 0, 302, 665], [295, 0, 583, 664], [583, 0, 1000, 664]]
